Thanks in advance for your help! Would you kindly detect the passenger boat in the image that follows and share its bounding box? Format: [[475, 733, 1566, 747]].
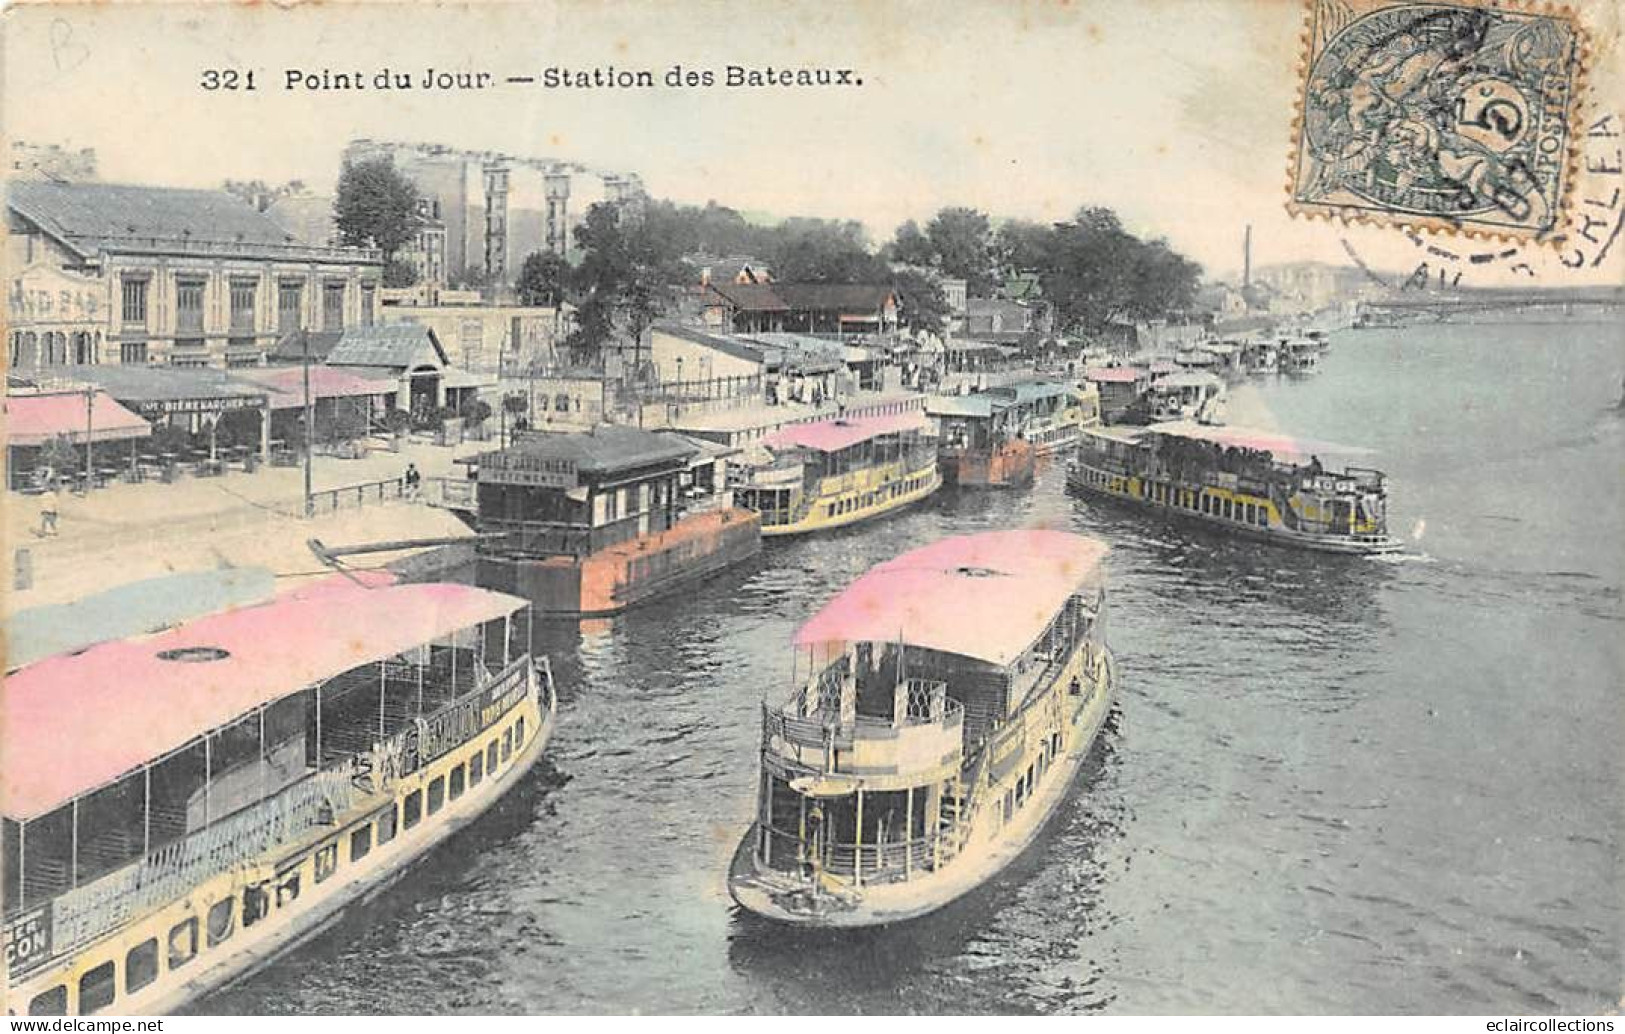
[[732, 412, 940, 536], [925, 394, 1034, 489], [1242, 337, 1279, 374], [1146, 371, 1225, 424], [728, 530, 1117, 927], [1280, 338, 1320, 374], [474, 425, 761, 615], [1067, 421, 1402, 554], [2, 574, 556, 1015], [992, 380, 1096, 456]]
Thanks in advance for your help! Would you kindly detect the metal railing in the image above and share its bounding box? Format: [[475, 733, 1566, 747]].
[[29, 656, 533, 969], [50, 764, 361, 957], [306, 476, 407, 515]]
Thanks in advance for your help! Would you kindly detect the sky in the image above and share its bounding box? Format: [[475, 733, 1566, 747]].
[[5, 0, 1622, 287]]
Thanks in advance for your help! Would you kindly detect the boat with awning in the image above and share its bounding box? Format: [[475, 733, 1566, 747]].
[[2, 575, 557, 1015], [733, 411, 940, 536], [728, 530, 1117, 926], [1067, 420, 1401, 554]]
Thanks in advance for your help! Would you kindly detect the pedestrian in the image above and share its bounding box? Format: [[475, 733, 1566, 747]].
[[404, 462, 422, 499], [38, 482, 60, 538]]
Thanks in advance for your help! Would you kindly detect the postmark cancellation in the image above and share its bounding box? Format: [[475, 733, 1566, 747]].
[[1288, 0, 1588, 240]]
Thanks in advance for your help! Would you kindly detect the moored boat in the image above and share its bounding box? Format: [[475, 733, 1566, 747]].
[[1067, 421, 1401, 554], [728, 530, 1117, 927], [1281, 338, 1321, 374], [2, 575, 556, 1015], [733, 412, 941, 536], [473, 426, 762, 615], [925, 394, 1034, 489]]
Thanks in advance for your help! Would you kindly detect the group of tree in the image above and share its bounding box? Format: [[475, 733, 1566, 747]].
[[324, 157, 1201, 352], [887, 205, 1202, 335]]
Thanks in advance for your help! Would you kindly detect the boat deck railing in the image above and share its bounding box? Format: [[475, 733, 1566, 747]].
[[32, 655, 534, 970]]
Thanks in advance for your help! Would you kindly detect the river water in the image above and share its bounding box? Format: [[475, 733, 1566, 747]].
[[200, 319, 1623, 1015]]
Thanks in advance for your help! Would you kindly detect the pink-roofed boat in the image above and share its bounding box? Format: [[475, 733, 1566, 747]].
[[735, 410, 941, 536], [2, 578, 556, 1016], [1068, 421, 1402, 554], [728, 530, 1118, 926]]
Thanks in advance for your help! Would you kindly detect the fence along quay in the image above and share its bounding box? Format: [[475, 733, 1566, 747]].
[[728, 530, 1118, 927], [1, 574, 556, 1016]]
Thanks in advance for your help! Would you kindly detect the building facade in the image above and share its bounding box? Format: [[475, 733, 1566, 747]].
[[341, 140, 644, 290], [7, 181, 381, 371]]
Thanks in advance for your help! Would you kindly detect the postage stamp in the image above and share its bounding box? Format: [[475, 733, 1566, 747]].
[[1288, 0, 1588, 240]]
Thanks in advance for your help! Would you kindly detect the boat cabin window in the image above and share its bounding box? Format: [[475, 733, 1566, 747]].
[[125, 938, 158, 994], [515, 716, 525, 746], [207, 897, 234, 946], [376, 805, 398, 845], [168, 917, 198, 969], [243, 884, 270, 927], [502, 728, 513, 762], [427, 776, 446, 816], [314, 842, 338, 883], [449, 765, 466, 800], [350, 825, 372, 862], [277, 872, 300, 907], [469, 751, 485, 787], [28, 986, 67, 1016], [79, 960, 116, 1014], [487, 741, 500, 772], [403, 790, 423, 830]]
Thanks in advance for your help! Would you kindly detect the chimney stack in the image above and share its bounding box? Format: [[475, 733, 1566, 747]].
[[1243, 224, 1252, 290]]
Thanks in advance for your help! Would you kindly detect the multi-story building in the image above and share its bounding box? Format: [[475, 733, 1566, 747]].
[[7, 181, 381, 370], [341, 139, 644, 289]]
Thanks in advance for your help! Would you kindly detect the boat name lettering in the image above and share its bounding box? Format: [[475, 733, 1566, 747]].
[[419, 674, 527, 764], [3, 905, 53, 980], [485, 454, 579, 488]]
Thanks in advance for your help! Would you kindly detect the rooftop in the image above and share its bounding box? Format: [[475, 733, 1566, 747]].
[[494, 424, 697, 475], [709, 282, 896, 313], [324, 324, 449, 370], [794, 531, 1107, 667], [764, 411, 932, 453], [8, 180, 379, 265], [1, 580, 523, 820]]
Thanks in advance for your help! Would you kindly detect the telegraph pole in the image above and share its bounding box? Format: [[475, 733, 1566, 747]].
[[302, 327, 314, 517], [84, 384, 94, 490]]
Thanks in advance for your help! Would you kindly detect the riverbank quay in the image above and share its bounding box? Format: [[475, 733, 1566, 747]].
[[5, 437, 489, 611]]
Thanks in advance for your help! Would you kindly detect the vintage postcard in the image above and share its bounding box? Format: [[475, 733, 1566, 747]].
[[2, 0, 1621, 1019]]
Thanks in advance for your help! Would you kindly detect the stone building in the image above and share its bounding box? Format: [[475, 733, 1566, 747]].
[[7, 181, 382, 371], [341, 139, 644, 291]]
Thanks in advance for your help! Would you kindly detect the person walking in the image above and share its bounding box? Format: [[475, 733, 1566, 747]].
[[37, 482, 60, 537], [403, 462, 422, 500]]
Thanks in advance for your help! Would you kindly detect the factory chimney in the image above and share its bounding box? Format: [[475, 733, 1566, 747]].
[[1243, 224, 1252, 290]]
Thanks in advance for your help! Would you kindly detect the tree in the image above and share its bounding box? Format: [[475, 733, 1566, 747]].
[[460, 397, 493, 429], [993, 219, 1054, 278], [333, 158, 421, 265], [566, 201, 694, 362], [1040, 207, 1138, 333], [769, 219, 888, 282], [925, 207, 994, 292], [887, 219, 937, 268], [891, 269, 951, 340], [516, 251, 572, 307], [224, 179, 307, 213], [38, 434, 78, 478], [1035, 206, 1201, 333], [383, 258, 419, 289]]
